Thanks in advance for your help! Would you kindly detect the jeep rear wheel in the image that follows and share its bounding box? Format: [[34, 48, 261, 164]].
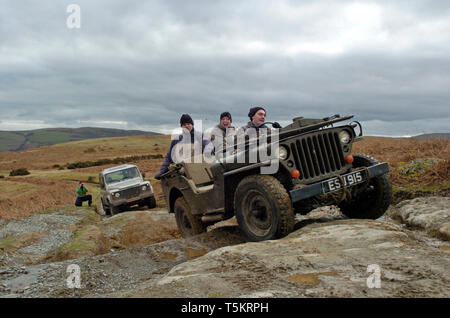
[[338, 154, 392, 219], [174, 197, 206, 237], [234, 175, 294, 241]]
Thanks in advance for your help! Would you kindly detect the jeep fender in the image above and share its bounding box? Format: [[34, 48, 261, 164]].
[[169, 187, 183, 213]]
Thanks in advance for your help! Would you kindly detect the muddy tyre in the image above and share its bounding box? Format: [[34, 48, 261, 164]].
[[174, 197, 206, 237], [338, 154, 392, 219], [100, 199, 111, 216], [234, 175, 294, 241], [110, 205, 121, 216], [146, 196, 156, 209]]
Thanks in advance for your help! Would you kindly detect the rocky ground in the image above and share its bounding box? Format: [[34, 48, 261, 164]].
[[0, 197, 449, 298]]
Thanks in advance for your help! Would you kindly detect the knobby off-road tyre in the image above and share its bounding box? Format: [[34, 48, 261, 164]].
[[110, 205, 121, 216], [174, 197, 207, 237], [338, 154, 392, 219], [146, 196, 157, 209], [100, 199, 111, 216], [234, 175, 295, 241]]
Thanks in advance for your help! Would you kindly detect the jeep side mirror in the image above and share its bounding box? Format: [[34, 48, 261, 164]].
[[142, 172, 146, 178]]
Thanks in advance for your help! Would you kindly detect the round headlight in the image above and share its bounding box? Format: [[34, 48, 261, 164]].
[[142, 185, 147, 191], [339, 131, 351, 144], [279, 146, 289, 160], [114, 192, 120, 198]]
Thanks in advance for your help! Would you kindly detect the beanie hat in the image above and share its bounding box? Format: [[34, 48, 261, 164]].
[[180, 114, 194, 126], [220, 112, 232, 122], [248, 107, 266, 120]]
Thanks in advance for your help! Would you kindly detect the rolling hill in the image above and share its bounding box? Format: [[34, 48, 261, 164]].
[[0, 127, 160, 152], [411, 133, 450, 140]]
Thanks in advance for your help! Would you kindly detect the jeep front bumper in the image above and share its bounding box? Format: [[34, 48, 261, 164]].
[[289, 162, 389, 203]]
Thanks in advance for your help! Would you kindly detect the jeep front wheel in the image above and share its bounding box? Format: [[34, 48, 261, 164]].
[[338, 154, 392, 219], [174, 197, 206, 237], [234, 175, 295, 241]]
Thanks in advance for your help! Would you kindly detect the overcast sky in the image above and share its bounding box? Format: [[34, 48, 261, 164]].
[[1, 0, 449, 136]]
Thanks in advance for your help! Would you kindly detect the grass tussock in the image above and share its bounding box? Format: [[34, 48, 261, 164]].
[[9, 168, 30, 176]]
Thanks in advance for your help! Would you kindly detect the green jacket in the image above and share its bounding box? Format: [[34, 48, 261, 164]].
[[76, 185, 88, 197]]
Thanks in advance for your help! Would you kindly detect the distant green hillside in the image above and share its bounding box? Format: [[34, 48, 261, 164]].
[[0, 127, 160, 152]]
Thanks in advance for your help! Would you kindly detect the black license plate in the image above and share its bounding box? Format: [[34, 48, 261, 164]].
[[322, 170, 366, 193]]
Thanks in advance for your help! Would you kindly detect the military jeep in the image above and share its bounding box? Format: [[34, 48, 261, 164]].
[[99, 164, 156, 215], [158, 115, 392, 241]]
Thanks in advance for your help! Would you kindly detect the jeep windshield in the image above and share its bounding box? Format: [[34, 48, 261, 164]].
[[104, 167, 139, 184]]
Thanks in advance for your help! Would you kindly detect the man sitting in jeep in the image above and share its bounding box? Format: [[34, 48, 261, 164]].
[[207, 111, 236, 159], [239, 106, 268, 133], [155, 114, 213, 179]]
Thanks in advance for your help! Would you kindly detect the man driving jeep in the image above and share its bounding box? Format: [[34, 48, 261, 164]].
[[235, 106, 273, 144], [240, 106, 267, 132]]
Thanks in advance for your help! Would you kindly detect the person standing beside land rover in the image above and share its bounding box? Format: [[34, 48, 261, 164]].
[[75, 181, 92, 207]]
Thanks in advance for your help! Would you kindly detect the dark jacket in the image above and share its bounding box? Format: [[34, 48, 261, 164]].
[[155, 129, 212, 178], [237, 121, 268, 138]]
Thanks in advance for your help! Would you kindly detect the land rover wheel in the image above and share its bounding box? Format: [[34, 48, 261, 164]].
[[100, 199, 111, 216], [174, 197, 206, 237], [338, 154, 392, 219], [110, 205, 120, 216], [146, 196, 156, 209], [234, 175, 295, 241]]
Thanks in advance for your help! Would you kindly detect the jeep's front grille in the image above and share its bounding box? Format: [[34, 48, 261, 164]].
[[119, 186, 140, 199], [289, 131, 346, 180]]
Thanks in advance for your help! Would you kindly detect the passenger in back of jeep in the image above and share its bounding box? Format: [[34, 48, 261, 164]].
[[155, 114, 213, 179], [208, 111, 236, 159]]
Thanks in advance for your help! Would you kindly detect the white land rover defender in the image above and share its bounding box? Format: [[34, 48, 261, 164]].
[[99, 164, 156, 215]]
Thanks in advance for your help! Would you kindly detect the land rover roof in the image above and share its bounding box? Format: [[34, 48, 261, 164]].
[[101, 164, 138, 174]]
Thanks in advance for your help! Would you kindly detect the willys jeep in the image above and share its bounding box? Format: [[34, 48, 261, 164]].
[[158, 115, 392, 241], [99, 164, 156, 215]]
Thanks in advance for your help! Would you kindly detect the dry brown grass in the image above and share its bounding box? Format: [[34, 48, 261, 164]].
[[353, 137, 449, 187], [0, 178, 81, 220], [0, 135, 171, 170]]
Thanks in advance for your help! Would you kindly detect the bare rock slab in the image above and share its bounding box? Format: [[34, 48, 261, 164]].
[[392, 197, 450, 240], [126, 219, 450, 298]]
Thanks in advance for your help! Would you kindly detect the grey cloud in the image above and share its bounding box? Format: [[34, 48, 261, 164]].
[[0, 0, 449, 136]]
